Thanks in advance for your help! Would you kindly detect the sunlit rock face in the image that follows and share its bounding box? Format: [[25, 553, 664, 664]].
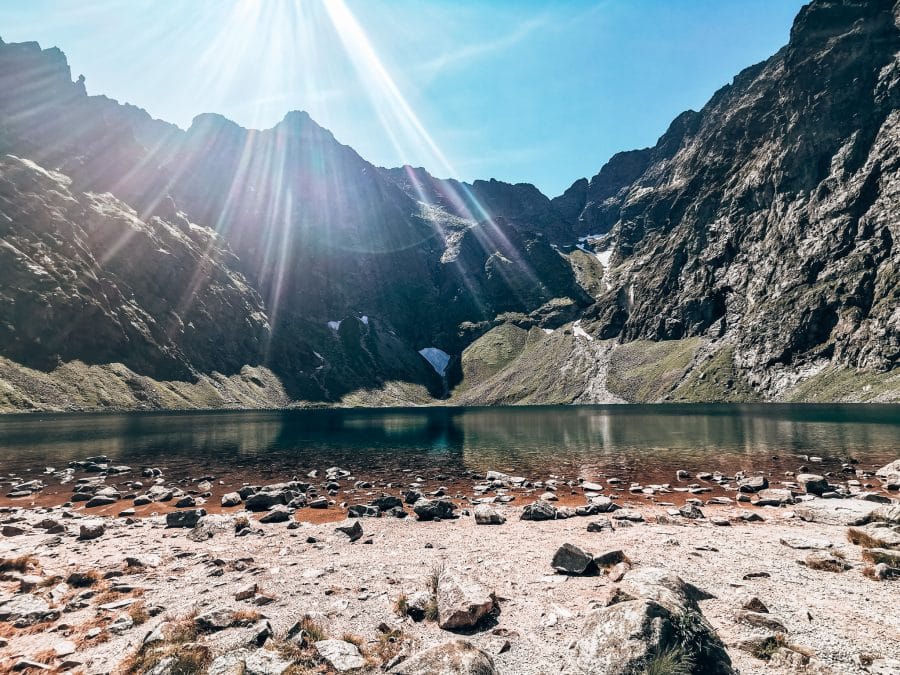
[[564, 0, 900, 394], [0, 153, 269, 380]]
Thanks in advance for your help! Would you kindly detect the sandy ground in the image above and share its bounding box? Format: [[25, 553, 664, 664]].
[[1, 497, 899, 675]]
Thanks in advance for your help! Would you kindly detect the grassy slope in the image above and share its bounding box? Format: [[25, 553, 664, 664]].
[[606, 338, 704, 402], [1, 336, 896, 412]]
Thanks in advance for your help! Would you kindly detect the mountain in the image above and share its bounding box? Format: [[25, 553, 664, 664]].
[[0, 0, 897, 411]]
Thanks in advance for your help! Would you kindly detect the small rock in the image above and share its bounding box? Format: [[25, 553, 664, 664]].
[[78, 521, 105, 540], [551, 543, 596, 575], [521, 500, 557, 521], [436, 573, 496, 630], [166, 509, 206, 528], [315, 639, 366, 672], [473, 504, 505, 525], [388, 639, 497, 674]]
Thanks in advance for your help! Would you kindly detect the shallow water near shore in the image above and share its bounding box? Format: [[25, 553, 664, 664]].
[[1, 404, 897, 488]]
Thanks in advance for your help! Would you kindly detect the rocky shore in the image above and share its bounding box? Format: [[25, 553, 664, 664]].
[[1, 459, 898, 674]]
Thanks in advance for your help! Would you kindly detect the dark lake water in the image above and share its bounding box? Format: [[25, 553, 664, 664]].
[[1, 405, 897, 488]]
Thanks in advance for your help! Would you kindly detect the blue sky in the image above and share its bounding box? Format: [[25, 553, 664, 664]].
[[0, 0, 806, 196]]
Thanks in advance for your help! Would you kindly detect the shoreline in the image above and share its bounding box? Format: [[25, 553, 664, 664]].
[[1, 459, 898, 674]]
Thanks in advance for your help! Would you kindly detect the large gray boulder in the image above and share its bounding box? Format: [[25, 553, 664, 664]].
[[796, 474, 830, 496], [566, 568, 734, 675], [389, 639, 497, 674], [794, 499, 879, 526], [0, 594, 56, 625], [437, 573, 496, 631]]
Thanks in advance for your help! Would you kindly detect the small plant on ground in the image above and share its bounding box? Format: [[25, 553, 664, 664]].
[[128, 600, 150, 626], [427, 562, 445, 595], [373, 628, 405, 664], [341, 632, 364, 647], [0, 555, 38, 573], [232, 608, 263, 625], [293, 615, 327, 645], [424, 597, 439, 622], [393, 592, 409, 617], [642, 646, 695, 675]]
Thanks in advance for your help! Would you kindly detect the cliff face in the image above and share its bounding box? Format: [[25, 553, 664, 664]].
[[0, 154, 269, 380], [565, 0, 899, 396], [0, 39, 591, 403], [0, 0, 897, 410]]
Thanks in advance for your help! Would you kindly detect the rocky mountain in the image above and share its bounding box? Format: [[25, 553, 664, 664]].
[[0, 0, 898, 411], [566, 0, 899, 399]]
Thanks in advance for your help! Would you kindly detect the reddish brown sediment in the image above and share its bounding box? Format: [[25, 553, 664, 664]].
[[0, 454, 893, 524]]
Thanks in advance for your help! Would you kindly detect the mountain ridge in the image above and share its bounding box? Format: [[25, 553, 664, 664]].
[[0, 0, 897, 411]]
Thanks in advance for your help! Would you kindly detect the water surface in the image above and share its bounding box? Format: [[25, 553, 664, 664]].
[[1, 405, 897, 488]]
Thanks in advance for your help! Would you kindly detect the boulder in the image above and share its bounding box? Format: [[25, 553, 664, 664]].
[[245, 492, 282, 512], [221, 492, 242, 507], [371, 495, 403, 511], [754, 489, 794, 506], [348, 504, 380, 518], [594, 550, 626, 568], [335, 520, 363, 542], [870, 505, 900, 525], [618, 568, 715, 613], [796, 474, 829, 496], [520, 500, 557, 521], [848, 523, 900, 550], [166, 509, 206, 528], [551, 543, 596, 575], [679, 504, 704, 519], [196, 608, 239, 632], [389, 639, 497, 674], [567, 598, 734, 675], [738, 476, 768, 493], [259, 507, 291, 523], [208, 649, 250, 675], [794, 499, 879, 526], [437, 573, 496, 630], [587, 519, 613, 533], [78, 521, 105, 540], [85, 495, 118, 508], [473, 504, 505, 525], [243, 649, 292, 675], [413, 498, 456, 521], [875, 460, 900, 478], [0, 594, 55, 625], [611, 509, 644, 522], [1, 525, 26, 536], [315, 639, 366, 672]]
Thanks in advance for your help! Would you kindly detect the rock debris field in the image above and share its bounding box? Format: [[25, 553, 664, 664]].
[[0, 457, 898, 674]]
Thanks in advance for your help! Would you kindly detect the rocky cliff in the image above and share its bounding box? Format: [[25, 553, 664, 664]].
[[563, 0, 899, 399], [0, 0, 898, 410]]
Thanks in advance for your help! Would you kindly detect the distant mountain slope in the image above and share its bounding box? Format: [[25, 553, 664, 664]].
[[563, 0, 899, 397], [0, 0, 897, 410]]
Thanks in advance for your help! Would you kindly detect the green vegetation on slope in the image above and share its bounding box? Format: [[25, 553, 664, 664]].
[[783, 366, 900, 403], [670, 344, 761, 403], [607, 339, 703, 402]]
